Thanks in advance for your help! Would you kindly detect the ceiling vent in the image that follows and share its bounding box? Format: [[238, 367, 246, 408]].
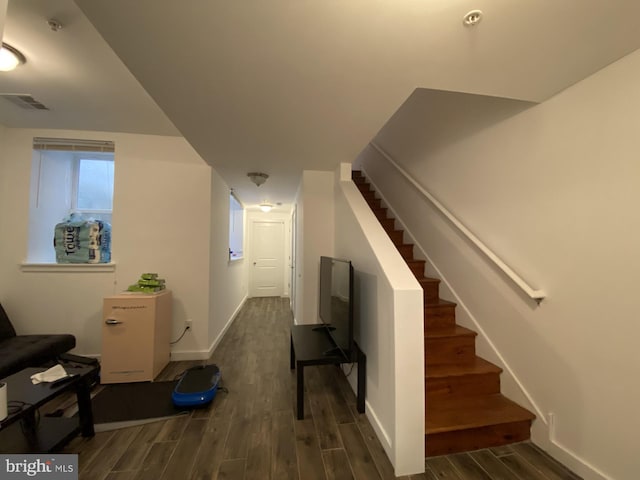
[[0, 94, 49, 110]]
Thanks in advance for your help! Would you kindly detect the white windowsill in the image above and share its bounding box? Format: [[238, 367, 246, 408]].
[[229, 256, 244, 263], [20, 262, 116, 273]]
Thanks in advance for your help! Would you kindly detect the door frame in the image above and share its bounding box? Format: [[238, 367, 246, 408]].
[[247, 214, 291, 298]]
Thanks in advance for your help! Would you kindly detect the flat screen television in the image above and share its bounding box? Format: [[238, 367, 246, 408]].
[[318, 256, 354, 361]]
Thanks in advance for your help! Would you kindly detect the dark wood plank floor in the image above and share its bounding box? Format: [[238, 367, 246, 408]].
[[59, 297, 581, 480]]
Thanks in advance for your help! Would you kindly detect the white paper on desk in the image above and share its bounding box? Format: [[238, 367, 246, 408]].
[[30, 364, 68, 384]]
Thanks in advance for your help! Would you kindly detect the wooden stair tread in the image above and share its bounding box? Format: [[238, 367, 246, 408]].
[[427, 357, 502, 378], [426, 325, 477, 339], [426, 394, 535, 434]]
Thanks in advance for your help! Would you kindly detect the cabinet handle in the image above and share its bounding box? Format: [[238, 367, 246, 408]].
[[105, 319, 123, 325]]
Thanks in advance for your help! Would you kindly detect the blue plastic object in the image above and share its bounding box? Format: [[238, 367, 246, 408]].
[[172, 364, 221, 407]]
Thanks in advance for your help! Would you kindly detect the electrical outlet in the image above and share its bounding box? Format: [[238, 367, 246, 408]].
[[185, 319, 193, 330]]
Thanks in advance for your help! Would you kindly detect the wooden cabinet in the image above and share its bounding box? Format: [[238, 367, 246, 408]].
[[101, 290, 172, 384]]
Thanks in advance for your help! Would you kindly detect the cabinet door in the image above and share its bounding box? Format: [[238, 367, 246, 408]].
[[101, 297, 155, 383]]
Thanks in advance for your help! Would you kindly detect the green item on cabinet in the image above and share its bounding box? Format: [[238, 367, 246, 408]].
[[127, 273, 167, 293]]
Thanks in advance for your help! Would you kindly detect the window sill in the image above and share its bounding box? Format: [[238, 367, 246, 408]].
[[20, 262, 116, 273], [229, 256, 243, 263]]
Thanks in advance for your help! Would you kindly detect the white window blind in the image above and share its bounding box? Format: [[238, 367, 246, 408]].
[[33, 137, 115, 152]]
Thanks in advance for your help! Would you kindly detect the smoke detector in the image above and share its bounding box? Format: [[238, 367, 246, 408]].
[[463, 10, 483, 27]]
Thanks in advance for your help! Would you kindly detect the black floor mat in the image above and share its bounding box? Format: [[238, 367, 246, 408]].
[[91, 380, 187, 426]]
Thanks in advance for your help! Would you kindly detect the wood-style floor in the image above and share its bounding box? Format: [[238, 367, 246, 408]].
[[58, 297, 581, 479]]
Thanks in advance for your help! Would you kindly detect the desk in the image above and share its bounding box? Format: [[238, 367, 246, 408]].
[[290, 324, 366, 420], [0, 364, 96, 453]]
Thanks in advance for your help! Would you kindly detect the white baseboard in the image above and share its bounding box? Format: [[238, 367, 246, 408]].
[[170, 294, 248, 361], [531, 418, 612, 480], [343, 366, 395, 473], [169, 349, 211, 361], [365, 400, 392, 460]]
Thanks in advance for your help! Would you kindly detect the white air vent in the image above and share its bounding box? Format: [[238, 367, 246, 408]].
[[0, 94, 49, 110]]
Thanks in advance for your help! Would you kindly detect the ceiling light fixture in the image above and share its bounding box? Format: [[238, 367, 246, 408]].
[[0, 43, 26, 72], [47, 19, 63, 32], [259, 203, 273, 213], [463, 10, 483, 27], [247, 172, 269, 187]]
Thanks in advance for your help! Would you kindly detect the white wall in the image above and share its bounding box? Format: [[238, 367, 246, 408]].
[[334, 164, 424, 476], [293, 171, 335, 324], [0, 0, 6, 41], [360, 49, 640, 480], [0, 127, 244, 362], [207, 169, 248, 360], [0, 123, 6, 231]]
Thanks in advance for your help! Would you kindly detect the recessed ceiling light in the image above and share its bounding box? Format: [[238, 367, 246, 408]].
[[0, 43, 26, 72], [463, 10, 483, 27]]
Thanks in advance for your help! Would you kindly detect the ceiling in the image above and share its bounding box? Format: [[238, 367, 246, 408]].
[[2, 1, 640, 207]]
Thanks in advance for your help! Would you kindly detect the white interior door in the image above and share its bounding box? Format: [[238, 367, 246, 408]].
[[250, 219, 285, 297]]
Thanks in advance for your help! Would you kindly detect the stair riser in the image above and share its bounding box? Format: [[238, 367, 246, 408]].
[[425, 420, 532, 457], [387, 230, 404, 246], [361, 190, 377, 201], [421, 283, 439, 304], [426, 373, 501, 400], [424, 304, 456, 328], [397, 244, 414, 260], [370, 200, 382, 210], [373, 209, 389, 221], [426, 337, 475, 366], [379, 218, 395, 231], [358, 186, 374, 196], [407, 262, 425, 278]]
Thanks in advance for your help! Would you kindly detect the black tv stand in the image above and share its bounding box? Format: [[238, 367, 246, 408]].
[[322, 346, 345, 357], [290, 324, 366, 420], [311, 324, 336, 332]]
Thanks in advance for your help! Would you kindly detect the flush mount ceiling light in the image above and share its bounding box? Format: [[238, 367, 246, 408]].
[[463, 9, 483, 27], [247, 172, 269, 187], [259, 202, 273, 213], [0, 43, 26, 72]]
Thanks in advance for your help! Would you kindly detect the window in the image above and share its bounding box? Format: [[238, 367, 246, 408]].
[[27, 138, 115, 263], [73, 155, 114, 222], [229, 193, 244, 260]]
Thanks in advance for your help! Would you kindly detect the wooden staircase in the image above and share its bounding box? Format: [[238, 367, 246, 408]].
[[352, 170, 535, 457]]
